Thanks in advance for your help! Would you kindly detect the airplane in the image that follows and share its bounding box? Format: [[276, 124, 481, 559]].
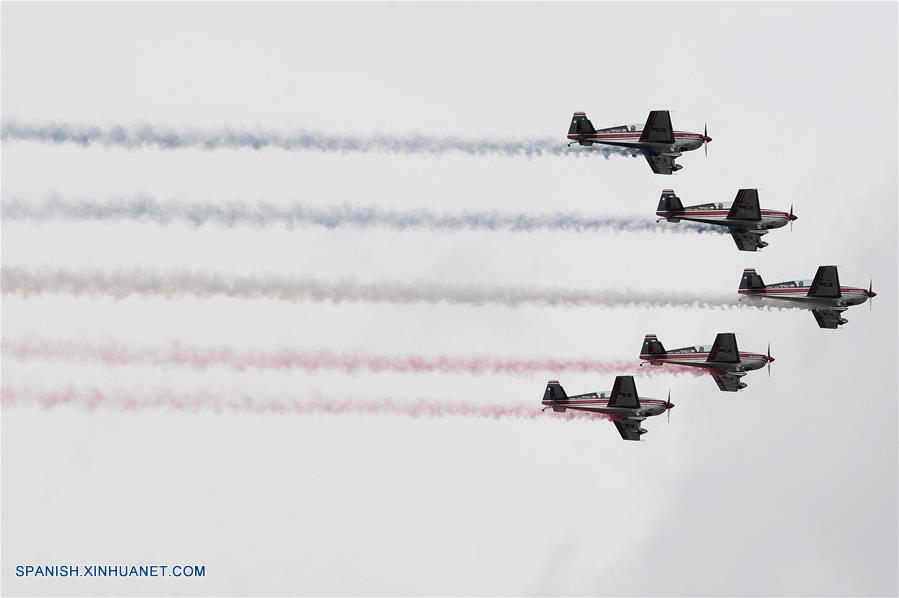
[[542, 376, 673, 441], [738, 266, 876, 329], [566, 110, 711, 174], [639, 332, 772, 392], [656, 188, 797, 251]]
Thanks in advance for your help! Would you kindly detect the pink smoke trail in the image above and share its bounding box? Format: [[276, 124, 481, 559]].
[[0, 386, 606, 422], [1, 337, 705, 378]]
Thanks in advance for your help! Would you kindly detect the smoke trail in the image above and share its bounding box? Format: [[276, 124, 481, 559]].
[[2, 336, 705, 378], [0, 386, 606, 422], [1, 197, 724, 235], [1, 121, 635, 159], [1, 268, 739, 309]]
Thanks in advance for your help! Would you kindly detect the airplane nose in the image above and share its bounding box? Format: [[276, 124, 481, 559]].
[[767, 355, 776, 363], [789, 214, 798, 221], [703, 136, 713, 143], [868, 291, 878, 298]]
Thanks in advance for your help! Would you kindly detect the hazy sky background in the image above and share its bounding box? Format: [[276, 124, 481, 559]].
[[2, 2, 896, 596]]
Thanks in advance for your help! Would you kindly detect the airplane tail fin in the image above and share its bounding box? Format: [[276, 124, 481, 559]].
[[568, 112, 596, 135], [542, 380, 569, 412], [542, 380, 567, 402], [740, 268, 765, 290], [657, 189, 684, 212], [640, 334, 666, 358], [808, 265, 841, 298]]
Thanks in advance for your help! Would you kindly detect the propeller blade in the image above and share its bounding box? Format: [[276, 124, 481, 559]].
[[704, 123, 708, 157], [790, 204, 794, 232], [870, 279, 874, 311], [667, 390, 671, 423], [767, 343, 772, 377]]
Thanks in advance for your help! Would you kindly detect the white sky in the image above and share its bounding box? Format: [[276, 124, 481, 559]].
[[2, 2, 896, 596]]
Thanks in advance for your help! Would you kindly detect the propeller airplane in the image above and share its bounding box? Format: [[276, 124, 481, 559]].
[[542, 376, 673, 441], [566, 110, 711, 174]]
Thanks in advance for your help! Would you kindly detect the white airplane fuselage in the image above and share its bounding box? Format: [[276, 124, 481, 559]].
[[657, 208, 792, 233], [567, 128, 707, 155], [739, 286, 872, 309], [640, 351, 769, 373], [542, 394, 669, 419]]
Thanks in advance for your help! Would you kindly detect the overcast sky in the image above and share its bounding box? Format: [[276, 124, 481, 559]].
[[2, 2, 896, 596]]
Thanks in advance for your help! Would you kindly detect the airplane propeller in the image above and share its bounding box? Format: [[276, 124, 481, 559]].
[[869, 279, 875, 311], [789, 204, 796, 231], [704, 123, 709, 157], [666, 390, 674, 423], [767, 343, 774, 377]]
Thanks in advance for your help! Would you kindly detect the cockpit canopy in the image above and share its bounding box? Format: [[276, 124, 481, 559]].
[[767, 279, 814, 289], [596, 124, 642, 133], [687, 202, 733, 211], [669, 344, 713, 354]]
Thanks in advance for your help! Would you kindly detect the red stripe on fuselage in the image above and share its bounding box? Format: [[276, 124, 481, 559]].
[[542, 398, 668, 406], [739, 287, 867, 295], [657, 210, 789, 217], [568, 132, 704, 140], [639, 353, 766, 360]]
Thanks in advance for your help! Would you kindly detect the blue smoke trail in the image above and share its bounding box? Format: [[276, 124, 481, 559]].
[[1, 121, 636, 159]]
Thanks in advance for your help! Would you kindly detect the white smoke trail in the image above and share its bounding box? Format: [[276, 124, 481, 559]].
[[0, 386, 605, 422], [1, 121, 635, 159], [1, 268, 739, 309], [2, 336, 705, 378], [1, 197, 723, 235]]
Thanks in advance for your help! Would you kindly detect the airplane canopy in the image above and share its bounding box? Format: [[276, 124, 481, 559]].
[[768, 279, 814, 289], [688, 202, 734, 211], [668, 344, 714, 354], [596, 124, 643, 133]]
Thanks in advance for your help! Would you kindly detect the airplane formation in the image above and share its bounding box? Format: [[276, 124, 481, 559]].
[[543, 109, 876, 441]]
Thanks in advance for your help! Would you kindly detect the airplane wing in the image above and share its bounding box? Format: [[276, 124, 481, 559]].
[[811, 307, 847, 329], [808, 265, 842, 298], [644, 153, 677, 175], [712, 371, 746, 392], [726, 189, 762, 221], [608, 375, 640, 408], [730, 230, 766, 252], [639, 110, 675, 144], [613, 419, 644, 441], [708, 333, 740, 363]]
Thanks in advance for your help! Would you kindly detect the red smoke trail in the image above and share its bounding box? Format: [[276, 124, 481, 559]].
[[2, 337, 704, 377], [0, 386, 607, 422]]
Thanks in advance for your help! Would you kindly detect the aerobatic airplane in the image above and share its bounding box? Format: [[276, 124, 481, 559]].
[[656, 188, 797, 251], [542, 376, 673, 441], [639, 333, 772, 392], [566, 110, 711, 174], [738, 266, 876, 329]]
